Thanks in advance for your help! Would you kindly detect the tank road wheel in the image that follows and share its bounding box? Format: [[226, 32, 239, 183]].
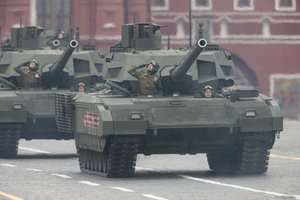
[[0, 124, 21, 158], [206, 132, 275, 174]]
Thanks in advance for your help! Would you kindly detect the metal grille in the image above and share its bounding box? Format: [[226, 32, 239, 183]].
[[55, 93, 73, 133]]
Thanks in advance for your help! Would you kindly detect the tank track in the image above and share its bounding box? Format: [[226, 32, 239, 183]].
[[238, 133, 273, 174], [207, 132, 274, 174], [0, 125, 21, 158], [77, 137, 140, 178]]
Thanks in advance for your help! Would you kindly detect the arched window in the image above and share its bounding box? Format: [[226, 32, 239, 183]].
[[233, 0, 254, 11], [151, 0, 169, 11], [192, 0, 212, 11]]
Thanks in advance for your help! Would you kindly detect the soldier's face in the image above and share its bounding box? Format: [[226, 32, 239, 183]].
[[147, 64, 154, 71], [204, 89, 213, 98], [29, 62, 36, 70], [78, 86, 85, 92]]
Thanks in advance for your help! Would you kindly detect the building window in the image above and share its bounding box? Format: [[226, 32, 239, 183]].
[[192, 0, 212, 11], [275, 0, 296, 11], [151, 0, 169, 11], [233, 0, 254, 11]]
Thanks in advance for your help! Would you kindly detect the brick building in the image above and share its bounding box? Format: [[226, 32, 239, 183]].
[[0, 0, 299, 119]]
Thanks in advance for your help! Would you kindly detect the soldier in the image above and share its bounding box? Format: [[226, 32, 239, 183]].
[[128, 60, 162, 95], [77, 82, 86, 92], [14, 59, 41, 88]]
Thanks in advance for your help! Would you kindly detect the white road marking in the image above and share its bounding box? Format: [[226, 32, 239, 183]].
[[142, 194, 168, 200], [0, 191, 24, 200], [270, 154, 300, 161], [181, 175, 300, 199], [80, 181, 100, 186], [0, 163, 17, 168], [25, 168, 43, 172], [135, 166, 155, 171], [19, 147, 52, 154], [51, 174, 72, 179], [293, 195, 300, 200], [110, 187, 134, 192]]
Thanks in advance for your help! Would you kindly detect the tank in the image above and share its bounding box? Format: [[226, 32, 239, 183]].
[[60, 23, 283, 177], [0, 26, 105, 158]]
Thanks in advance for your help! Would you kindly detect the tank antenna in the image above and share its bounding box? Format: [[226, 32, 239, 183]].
[[75, 27, 80, 52], [189, 0, 192, 48], [19, 14, 23, 52]]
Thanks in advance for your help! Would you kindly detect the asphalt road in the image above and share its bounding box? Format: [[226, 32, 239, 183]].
[[1, 120, 300, 200]]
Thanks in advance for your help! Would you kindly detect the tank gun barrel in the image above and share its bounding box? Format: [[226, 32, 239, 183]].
[[50, 40, 78, 77], [171, 39, 207, 83]]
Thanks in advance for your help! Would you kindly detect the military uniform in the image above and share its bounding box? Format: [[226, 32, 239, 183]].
[[14, 62, 41, 88], [128, 65, 162, 95]]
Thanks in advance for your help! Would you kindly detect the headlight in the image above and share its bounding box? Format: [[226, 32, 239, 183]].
[[245, 110, 256, 117]]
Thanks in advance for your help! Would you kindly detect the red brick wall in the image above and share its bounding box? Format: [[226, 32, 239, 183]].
[[0, 0, 30, 39]]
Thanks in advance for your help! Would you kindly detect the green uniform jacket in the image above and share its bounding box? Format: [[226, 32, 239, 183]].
[[14, 63, 41, 88], [128, 66, 162, 95]]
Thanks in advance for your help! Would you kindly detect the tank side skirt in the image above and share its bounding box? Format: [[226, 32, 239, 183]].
[[77, 136, 140, 178]]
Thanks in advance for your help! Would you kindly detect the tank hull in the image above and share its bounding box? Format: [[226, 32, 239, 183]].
[[73, 94, 282, 177], [0, 90, 74, 139]]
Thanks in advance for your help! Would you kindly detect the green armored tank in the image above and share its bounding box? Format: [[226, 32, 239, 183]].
[[0, 26, 104, 158], [62, 23, 283, 177]]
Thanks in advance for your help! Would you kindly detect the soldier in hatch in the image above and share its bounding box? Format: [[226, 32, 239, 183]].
[[128, 60, 162, 95], [202, 85, 214, 98], [14, 59, 41, 88]]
